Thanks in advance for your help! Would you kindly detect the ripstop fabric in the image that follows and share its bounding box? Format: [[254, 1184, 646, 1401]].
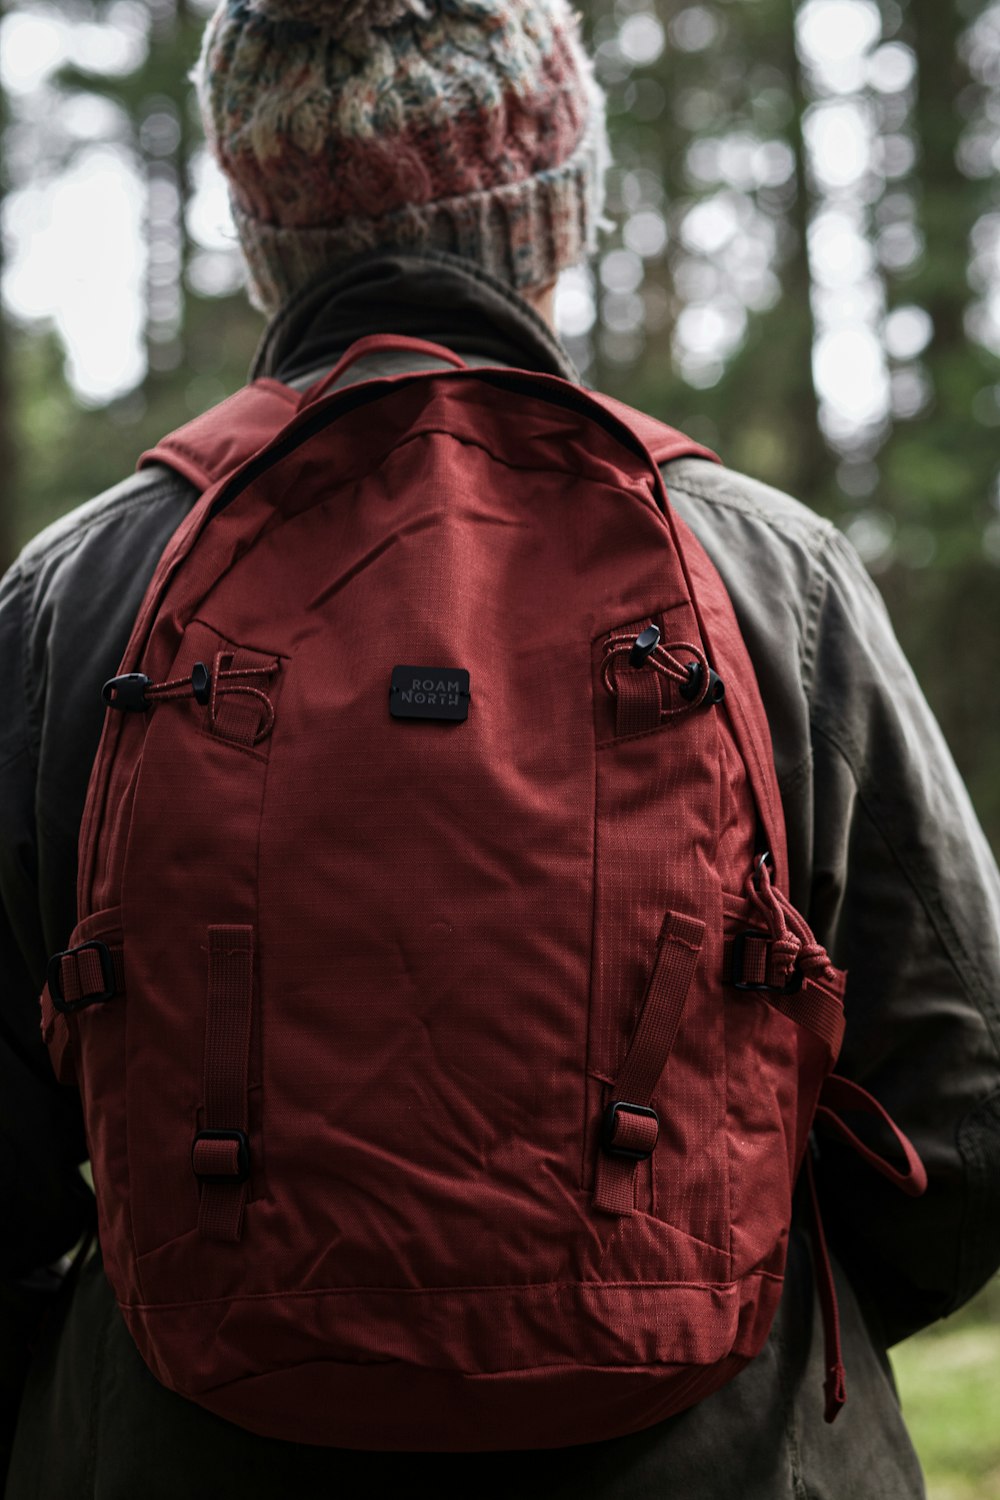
[[41, 342, 854, 1450]]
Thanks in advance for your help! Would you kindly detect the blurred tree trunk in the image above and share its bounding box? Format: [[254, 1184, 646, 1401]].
[[877, 0, 1000, 852], [593, 0, 830, 506], [779, 0, 826, 507], [142, 0, 194, 387], [908, 0, 970, 355], [879, 0, 997, 535]]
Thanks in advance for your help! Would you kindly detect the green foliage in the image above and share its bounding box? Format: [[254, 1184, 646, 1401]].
[[9, 291, 262, 552], [892, 1279, 1000, 1500]]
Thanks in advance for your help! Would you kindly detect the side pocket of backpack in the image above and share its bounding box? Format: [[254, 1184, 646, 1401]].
[[117, 621, 285, 1280], [584, 612, 731, 1260]]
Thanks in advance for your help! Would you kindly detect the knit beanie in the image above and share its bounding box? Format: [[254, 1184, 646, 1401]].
[[194, 0, 610, 314]]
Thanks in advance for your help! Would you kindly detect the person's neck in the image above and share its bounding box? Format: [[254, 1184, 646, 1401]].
[[523, 280, 556, 330]]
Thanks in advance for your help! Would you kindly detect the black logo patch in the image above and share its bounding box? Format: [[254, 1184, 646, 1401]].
[[390, 666, 470, 722]]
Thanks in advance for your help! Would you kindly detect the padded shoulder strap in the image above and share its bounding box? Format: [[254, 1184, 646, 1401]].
[[138, 377, 298, 491], [137, 364, 718, 495], [585, 390, 720, 468]]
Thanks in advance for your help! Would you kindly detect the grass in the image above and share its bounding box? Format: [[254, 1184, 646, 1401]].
[[890, 1278, 1000, 1500]]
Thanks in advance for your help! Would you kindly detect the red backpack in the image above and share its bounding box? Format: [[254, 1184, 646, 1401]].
[[41, 336, 924, 1450]]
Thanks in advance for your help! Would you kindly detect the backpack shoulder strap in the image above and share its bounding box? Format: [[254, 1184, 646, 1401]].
[[138, 360, 717, 493], [585, 390, 720, 468], [137, 377, 299, 491], [587, 390, 785, 876]]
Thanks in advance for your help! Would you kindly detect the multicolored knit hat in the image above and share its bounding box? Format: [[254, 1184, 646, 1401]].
[[195, 0, 610, 313]]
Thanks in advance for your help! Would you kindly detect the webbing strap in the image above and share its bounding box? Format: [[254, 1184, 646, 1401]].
[[301, 334, 469, 407], [41, 946, 125, 1034], [804, 1150, 847, 1423], [816, 1074, 927, 1197], [804, 1073, 927, 1423], [196, 925, 254, 1242], [614, 669, 661, 736], [724, 933, 846, 1057], [594, 911, 705, 1215], [138, 379, 297, 492], [768, 977, 845, 1055], [61, 945, 124, 1001], [725, 929, 770, 986]]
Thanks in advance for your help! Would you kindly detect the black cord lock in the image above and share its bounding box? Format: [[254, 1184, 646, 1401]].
[[628, 624, 661, 667], [102, 673, 151, 712], [191, 662, 212, 705], [679, 661, 726, 706]]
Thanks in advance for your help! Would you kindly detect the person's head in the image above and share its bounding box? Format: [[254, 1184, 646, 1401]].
[[194, 0, 609, 320]]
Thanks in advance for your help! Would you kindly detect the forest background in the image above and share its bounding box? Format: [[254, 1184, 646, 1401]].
[[1, 0, 998, 1493]]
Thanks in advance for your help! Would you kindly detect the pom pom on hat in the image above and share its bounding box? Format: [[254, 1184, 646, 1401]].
[[196, 0, 610, 312]]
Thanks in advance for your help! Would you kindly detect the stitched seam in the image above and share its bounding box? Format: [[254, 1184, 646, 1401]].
[[84, 1280, 116, 1499], [799, 541, 831, 706], [17, 474, 190, 583], [775, 1232, 811, 1500], [779, 749, 814, 800], [811, 716, 1000, 1050], [123, 1274, 761, 1311], [954, 1089, 1000, 1315], [666, 471, 836, 550], [12, 565, 42, 778]]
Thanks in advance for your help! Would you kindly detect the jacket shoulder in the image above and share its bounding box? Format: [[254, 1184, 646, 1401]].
[[660, 456, 841, 716], [1, 466, 198, 810], [662, 455, 837, 557], [17, 465, 195, 585]]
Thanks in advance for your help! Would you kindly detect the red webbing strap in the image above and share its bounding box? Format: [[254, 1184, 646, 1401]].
[[585, 390, 720, 468], [726, 930, 769, 986], [301, 334, 469, 407], [594, 912, 706, 1215], [723, 935, 846, 1057], [804, 1150, 847, 1423], [137, 378, 298, 493], [53, 948, 125, 1008], [614, 669, 661, 735], [815, 1074, 928, 1197], [41, 941, 124, 1040], [766, 976, 845, 1055], [804, 1076, 926, 1424], [195, 925, 254, 1242], [40, 944, 126, 1089]]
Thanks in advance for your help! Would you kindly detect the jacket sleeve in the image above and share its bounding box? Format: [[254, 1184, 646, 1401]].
[[0, 560, 94, 1467], [0, 559, 93, 1267], [804, 529, 1000, 1345]]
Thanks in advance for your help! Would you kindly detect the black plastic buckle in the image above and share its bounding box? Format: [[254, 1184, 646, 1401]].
[[102, 673, 151, 712], [192, 1129, 251, 1184], [731, 930, 802, 995], [47, 940, 116, 1015], [601, 1101, 659, 1162]]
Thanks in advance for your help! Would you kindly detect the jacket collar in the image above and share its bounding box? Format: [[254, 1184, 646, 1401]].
[[250, 250, 581, 387]]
